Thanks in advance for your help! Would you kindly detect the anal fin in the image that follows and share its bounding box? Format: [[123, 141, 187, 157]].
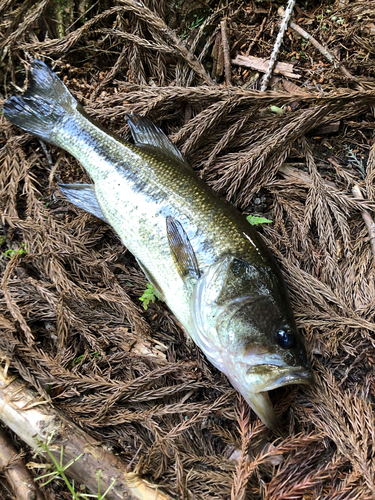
[[59, 184, 108, 223]]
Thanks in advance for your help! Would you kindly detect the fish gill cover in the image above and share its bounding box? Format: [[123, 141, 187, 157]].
[[1, 0, 375, 499]]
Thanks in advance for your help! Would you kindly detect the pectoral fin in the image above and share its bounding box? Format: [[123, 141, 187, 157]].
[[127, 113, 188, 166], [166, 216, 200, 281], [59, 184, 108, 223]]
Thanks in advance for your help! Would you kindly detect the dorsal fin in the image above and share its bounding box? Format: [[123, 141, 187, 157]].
[[127, 113, 187, 165]]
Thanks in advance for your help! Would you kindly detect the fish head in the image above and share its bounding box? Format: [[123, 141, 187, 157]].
[[191, 255, 312, 429]]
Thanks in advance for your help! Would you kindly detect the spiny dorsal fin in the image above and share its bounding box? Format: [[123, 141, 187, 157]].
[[59, 184, 107, 222], [127, 113, 187, 165], [166, 216, 200, 281]]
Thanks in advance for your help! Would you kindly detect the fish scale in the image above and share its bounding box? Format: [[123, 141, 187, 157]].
[[55, 107, 265, 329], [3, 60, 312, 429]]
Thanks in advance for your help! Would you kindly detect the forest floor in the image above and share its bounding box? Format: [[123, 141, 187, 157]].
[[1, 0, 375, 499]]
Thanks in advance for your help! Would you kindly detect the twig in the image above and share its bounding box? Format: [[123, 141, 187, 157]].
[[38, 140, 54, 168], [232, 55, 300, 79], [0, 426, 45, 500], [246, 17, 266, 56], [327, 157, 358, 186], [279, 164, 335, 188], [0, 365, 171, 500], [92, 44, 128, 98], [260, 0, 296, 91], [352, 184, 375, 258], [38, 140, 63, 186], [283, 13, 356, 81], [220, 19, 231, 86]]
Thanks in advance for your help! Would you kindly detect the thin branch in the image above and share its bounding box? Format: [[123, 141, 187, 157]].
[[38, 140, 54, 168], [0, 426, 45, 500], [221, 19, 231, 86], [232, 55, 300, 79], [352, 184, 375, 259], [0, 365, 171, 500], [260, 0, 296, 91], [246, 16, 267, 56], [285, 14, 356, 81]]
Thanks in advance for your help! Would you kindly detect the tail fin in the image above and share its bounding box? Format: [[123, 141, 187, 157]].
[[3, 60, 78, 143]]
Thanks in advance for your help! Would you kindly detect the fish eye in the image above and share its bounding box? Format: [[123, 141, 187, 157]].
[[275, 328, 294, 349]]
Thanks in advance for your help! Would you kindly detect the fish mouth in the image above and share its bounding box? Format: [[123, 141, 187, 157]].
[[227, 363, 313, 430], [247, 364, 313, 393]]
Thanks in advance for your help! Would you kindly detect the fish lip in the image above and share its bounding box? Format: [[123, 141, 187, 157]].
[[248, 365, 313, 393]]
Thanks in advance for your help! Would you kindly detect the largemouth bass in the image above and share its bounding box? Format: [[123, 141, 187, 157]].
[[3, 60, 312, 428]]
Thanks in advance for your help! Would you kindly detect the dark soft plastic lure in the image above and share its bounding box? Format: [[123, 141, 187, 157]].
[[3, 60, 312, 428]]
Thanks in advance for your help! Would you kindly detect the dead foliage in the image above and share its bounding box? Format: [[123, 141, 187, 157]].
[[1, 0, 375, 499]]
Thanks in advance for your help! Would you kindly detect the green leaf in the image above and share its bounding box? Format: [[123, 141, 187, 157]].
[[71, 352, 101, 367], [246, 215, 273, 226], [270, 105, 284, 114], [2, 242, 27, 259], [139, 283, 158, 310]]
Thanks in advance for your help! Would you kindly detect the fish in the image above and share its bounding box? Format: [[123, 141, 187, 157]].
[[3, 60, 312, 429]]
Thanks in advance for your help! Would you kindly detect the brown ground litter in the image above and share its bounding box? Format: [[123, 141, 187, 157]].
[[1, 0, 375, 498]]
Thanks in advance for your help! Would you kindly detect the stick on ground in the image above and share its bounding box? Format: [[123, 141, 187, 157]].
[[0, 426, 45, 500], [246, 17, 266, 56], [261, 0, 296, 91], [0, 365, 171, 500], [232, 55, 300, 79], [281, 11, 356, 81], [220, 19, 231, 86], [352, 184, 375, 258]]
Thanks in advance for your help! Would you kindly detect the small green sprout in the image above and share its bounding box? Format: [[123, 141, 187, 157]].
[[189, 15, 205, 30], [246, 215, 273, 226], [71, 352, 101, 367], [139, 283, 158, 310], [34, 431, 116, 499], [180, 14, 206, 39], [2, 242, 27, 259]]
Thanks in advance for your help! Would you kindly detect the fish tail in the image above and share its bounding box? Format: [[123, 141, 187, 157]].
[[3, 60, 77, 142]]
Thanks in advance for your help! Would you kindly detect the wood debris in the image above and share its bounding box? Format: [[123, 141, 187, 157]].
[[232, 55, 301, 79]]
